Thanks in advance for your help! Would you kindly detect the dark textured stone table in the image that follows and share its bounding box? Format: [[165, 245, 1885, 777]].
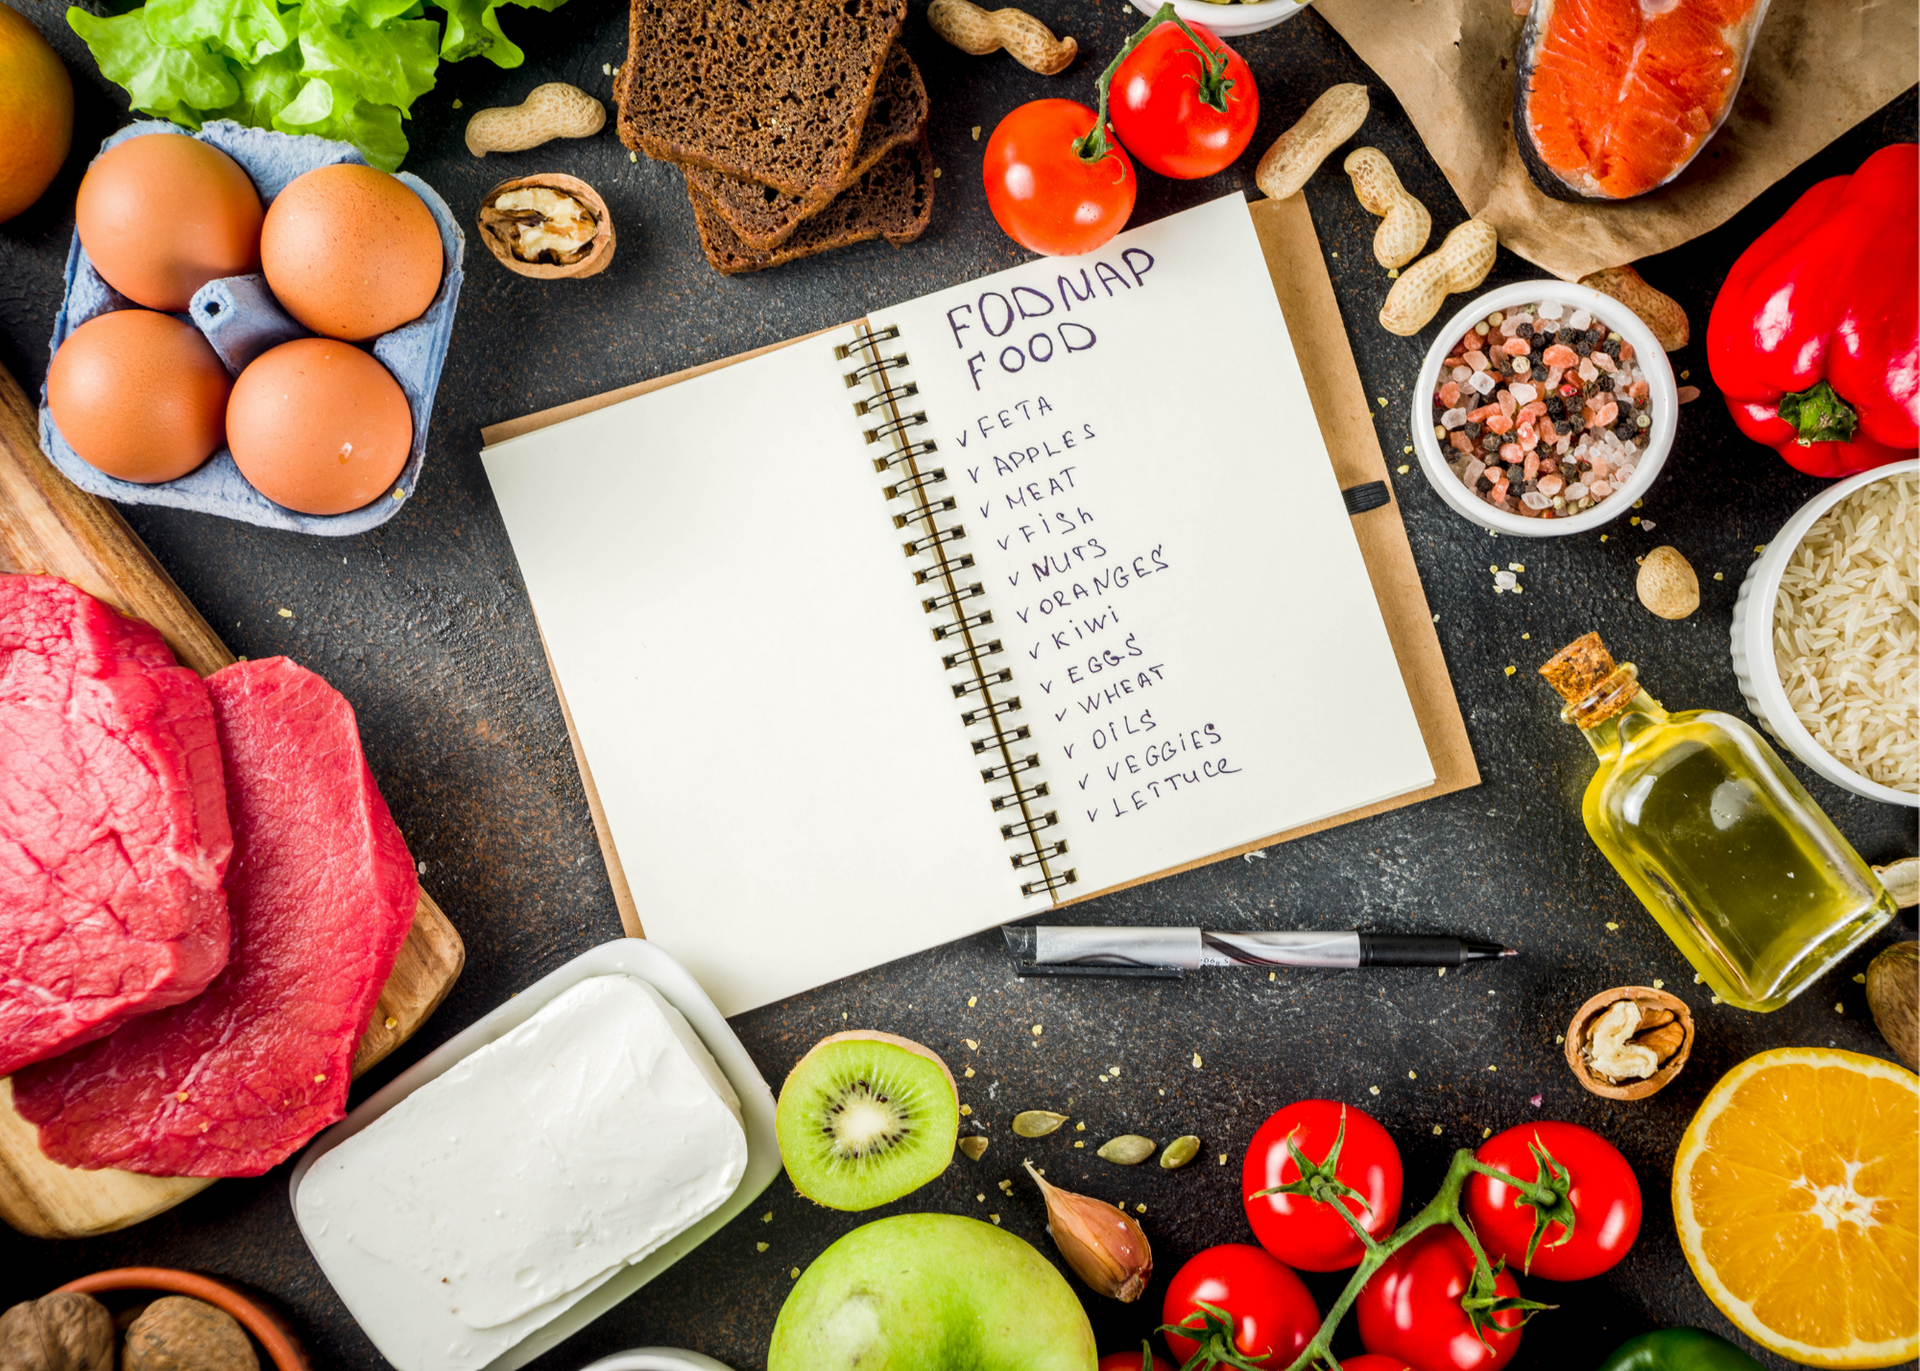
[[2, 2, 1915, 1366]]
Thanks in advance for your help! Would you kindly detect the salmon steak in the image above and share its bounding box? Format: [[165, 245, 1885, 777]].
[[1514, 0, 1770, 202]]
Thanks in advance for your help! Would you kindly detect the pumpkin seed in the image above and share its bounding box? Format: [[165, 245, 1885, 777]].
[[1097, 1134, 1156, 1165], [958, 1136, 990, 1161], [1012, 1110, 1068, 1138], [1159, 1135, 1200, 1170]]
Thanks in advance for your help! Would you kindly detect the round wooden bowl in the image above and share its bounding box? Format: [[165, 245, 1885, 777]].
[[1565, 985, 1695, 1101], [54, 1267, 310, 1371]]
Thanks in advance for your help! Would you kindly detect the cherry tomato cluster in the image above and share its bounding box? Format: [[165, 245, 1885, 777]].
[[983, 1, 1259, 257], [1100, 1101, 1642, 1371]]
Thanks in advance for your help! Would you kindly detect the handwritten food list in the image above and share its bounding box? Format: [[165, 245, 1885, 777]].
[[952, 251, 1237, 831], [875, 195, 1432, 881]]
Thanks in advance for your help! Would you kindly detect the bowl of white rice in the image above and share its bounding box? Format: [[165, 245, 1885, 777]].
[[1730, 460, 1918, 807]]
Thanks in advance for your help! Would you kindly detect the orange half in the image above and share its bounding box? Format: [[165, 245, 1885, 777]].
[[1673, 1047, 1918, 1368]]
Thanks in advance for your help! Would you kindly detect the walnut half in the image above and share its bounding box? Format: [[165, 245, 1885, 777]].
[[477, 174, 615, 281], [1565, 985, 1695, 1101]]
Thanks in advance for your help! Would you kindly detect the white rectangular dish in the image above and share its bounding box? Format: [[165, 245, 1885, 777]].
[[289, 938, 780, 1371]]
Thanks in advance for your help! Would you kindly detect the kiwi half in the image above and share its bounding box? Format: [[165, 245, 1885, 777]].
[[776, 1030, 959, 1211]]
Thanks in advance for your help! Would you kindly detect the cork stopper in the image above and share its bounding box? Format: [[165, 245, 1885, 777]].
[[1540, 632, 1640, 727]]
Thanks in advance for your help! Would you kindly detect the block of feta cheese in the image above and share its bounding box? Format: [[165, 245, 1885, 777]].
[[295, 973, 748, 1371]]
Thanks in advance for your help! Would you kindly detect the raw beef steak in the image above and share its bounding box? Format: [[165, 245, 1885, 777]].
[[15, 657, 419, 1176], [0, 576, 231, 1076]]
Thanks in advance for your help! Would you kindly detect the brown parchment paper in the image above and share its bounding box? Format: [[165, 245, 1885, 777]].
[[1313, 0, 1919, 280]]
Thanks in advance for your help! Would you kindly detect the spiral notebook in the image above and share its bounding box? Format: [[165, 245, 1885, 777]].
[[481, 193, 1476, 1016]]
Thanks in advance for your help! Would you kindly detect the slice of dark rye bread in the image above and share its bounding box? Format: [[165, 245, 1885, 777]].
[[683, 45, 927, 251], [686, 135, 933, 274], [617, 0, 907, 199]]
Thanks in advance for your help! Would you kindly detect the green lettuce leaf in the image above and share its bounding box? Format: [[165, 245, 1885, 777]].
[[207, 41, 305, 125], [68, 7, 239, 125], [142, 0, 295, 66], [296, 0, 438, 114], [74, 0, 572, 170], [433, 0, 512, 66], [272, 74, 409, 169], [433, 0, 563, 68]]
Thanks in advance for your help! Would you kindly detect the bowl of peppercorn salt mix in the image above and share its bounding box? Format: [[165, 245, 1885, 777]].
[[1410, 280, 1677, 537]]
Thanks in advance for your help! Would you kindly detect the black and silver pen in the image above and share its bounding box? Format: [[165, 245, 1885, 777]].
[[1001, 925, 1516, 978]]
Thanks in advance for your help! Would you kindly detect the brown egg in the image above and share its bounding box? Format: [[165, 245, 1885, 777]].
[[226, 339, 412, 515], [260, 164, 442, 342], [74, 134, 263, 312], [46, 309, 231, 483]]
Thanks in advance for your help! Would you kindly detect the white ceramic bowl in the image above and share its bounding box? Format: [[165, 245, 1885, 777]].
[[1729, 459, 1918, 808], [1128, 0, 1308, 38], [1410, 280, 1677, 538], [578, 1353, 733, 1371]]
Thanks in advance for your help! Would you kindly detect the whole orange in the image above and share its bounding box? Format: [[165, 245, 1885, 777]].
[[0, 2, 73, 222]]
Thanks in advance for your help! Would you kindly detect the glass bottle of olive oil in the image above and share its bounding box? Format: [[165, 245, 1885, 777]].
[[1542, 633, 1894, 1012]]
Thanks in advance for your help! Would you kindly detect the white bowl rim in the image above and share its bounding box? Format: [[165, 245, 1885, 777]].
[[575, 1352, 734, 1371], [1128, 0, 1310, 35], [1409, 279, 1679, 538], [1739, 458, 1918, 807]]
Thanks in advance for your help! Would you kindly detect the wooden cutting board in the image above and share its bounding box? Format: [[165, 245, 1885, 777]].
[[0, 362, 466, 1239]]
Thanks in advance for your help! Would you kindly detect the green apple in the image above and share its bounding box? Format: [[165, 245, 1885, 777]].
[[767, 1213, 1096, 1370]]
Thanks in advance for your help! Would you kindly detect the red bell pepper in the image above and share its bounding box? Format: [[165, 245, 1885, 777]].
[[1706, 142, 1919, 477]]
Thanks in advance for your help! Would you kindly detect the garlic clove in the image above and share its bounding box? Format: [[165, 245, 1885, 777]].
[[1023, 1160, 1151, 1302]]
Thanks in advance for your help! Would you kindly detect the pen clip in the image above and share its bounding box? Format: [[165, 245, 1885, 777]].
[[1012, 962, 1184, 980]]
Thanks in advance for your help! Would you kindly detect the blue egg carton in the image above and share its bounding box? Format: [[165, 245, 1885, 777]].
[[40, 120, 465, 537]]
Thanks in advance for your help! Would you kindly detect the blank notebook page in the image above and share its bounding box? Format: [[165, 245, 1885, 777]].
[[482, 338, 1045, 1017]]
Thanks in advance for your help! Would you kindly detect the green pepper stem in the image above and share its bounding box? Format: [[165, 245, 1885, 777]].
[[1073, 1, 1235, 165], [1777, 380, 1861, 447]]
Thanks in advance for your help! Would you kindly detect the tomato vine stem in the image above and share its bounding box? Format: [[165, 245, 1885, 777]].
[[1247, 1139, 1562, 1371], [1073, 0, 1235, 166]]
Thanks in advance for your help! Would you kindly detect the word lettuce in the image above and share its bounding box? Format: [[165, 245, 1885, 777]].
[[69, 0, 567, 169]]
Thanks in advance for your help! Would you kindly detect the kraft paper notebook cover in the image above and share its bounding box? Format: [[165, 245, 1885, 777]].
[[481, 193, 1478, 1016]]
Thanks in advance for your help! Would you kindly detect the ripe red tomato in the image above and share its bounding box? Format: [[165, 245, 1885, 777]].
[[1341, 1359, 1416, 1371], [1243, 1100, 1403, 1271], [1465, 1121, 1641, 1280], [1357, 1227, 1525, 1371], [983, 98, 1136, 256], [1108, 18, 1258, 179], [1162, 1243, 1319, 1368], [1097, 1355, 1148, 1371]]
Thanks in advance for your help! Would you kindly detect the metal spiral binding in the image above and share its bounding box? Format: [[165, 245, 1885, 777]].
[[951, 667, 1014, 698], [873, 440, 938, 472], [923, 582, 985, 612], [844, 322, 1076, 900], [989, 782, 1049, 811], [981, 754, 1040, 781]]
